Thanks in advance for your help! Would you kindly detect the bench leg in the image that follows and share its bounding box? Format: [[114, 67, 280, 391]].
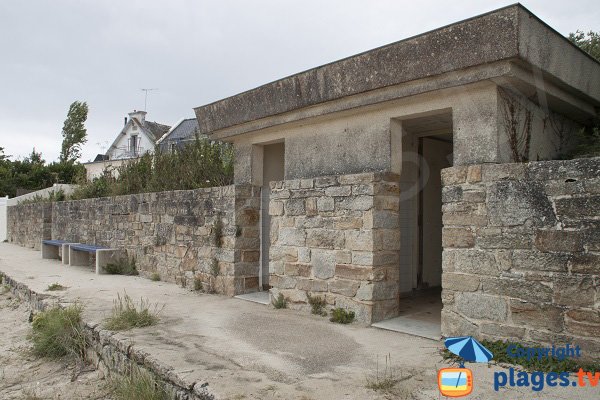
[[41, 242, 59, 260], [69, 248, 89, 267], [96, 249, 127, 275], [61, 243, 78, 265]]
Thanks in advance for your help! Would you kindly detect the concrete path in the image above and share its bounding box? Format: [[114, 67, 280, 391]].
[[0, 243, 597, 400]]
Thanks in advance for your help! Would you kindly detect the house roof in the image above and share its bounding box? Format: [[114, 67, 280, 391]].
[[194, 3, 600, 138], [144, 120, 171, 141], [106, 115, 170, 157], [157, 118, 200, 144]]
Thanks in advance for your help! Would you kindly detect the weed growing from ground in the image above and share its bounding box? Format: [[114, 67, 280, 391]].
[[104, 292, 162, 331], [194, 276, 203, 291], [29, 304, 86, 360], [307, 294, 327, 317], [109, 365, 168, 400], [150, 272, 161, 282], [330, 308, 355, 324], [366, 353, 400, 393], [272, 293, 287, 309], [104, 257, 138, 276], [46, 283, 66, 291]]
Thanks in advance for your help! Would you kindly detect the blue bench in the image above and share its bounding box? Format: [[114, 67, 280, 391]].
[[69, 243, 127, 274], [41, 239, 80, 264]]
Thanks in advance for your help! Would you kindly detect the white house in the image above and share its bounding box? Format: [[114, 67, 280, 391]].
[[84, 110, 170, 180]]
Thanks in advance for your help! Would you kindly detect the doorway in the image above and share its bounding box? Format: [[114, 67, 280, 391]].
[[374, 112, 452, 339], [260, 142, 285, 290]]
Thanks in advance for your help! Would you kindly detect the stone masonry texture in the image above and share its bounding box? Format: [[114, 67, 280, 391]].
[[7, 185, 260, 296], [441, 157, 600, 358], [268, 172, 401, 323]]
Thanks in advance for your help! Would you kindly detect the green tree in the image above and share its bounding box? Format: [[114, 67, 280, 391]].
[[59, 101, 89, 163], [568, 30, 600, 62]]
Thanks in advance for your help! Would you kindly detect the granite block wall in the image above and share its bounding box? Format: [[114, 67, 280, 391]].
[[8, 185, 260, 296], [6, 202, 52, 250], [268, 172, 401, 323], [441, 157, 600, 358]]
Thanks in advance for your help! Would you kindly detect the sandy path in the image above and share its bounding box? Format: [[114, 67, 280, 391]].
[[0, 288, 111, 400]]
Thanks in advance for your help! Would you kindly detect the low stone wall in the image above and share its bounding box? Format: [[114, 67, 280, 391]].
[[0, 272, 215, 399], [268, 172, 401, 323], [7, 202, 52, 250], [8, 186, 260, 296], [441, 157, 600, 358]]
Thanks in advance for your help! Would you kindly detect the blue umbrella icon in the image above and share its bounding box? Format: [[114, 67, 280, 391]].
[[445, 336, 493, 363]]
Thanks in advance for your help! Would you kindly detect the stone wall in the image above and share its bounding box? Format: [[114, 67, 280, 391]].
[[8, 186, 260, 296], [441, 157, 600, 357], [7, 202, 52, 250], [268, 172, 401, 323]]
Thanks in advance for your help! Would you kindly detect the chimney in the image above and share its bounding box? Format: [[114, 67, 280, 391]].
[[128, 109, 147, 123]]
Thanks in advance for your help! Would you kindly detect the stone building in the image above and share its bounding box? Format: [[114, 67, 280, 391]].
[[193, 2, 600, 341]]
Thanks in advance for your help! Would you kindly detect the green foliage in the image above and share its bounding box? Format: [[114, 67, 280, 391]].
[[60, 101, 89, 163], [0, 147, 85, 198], [29, 305, 86, 359], [307, 294, 327, 316], [564, 127, 600, 159], [569, 30, 600, 61], [19, 189, 66, 205], [194, 276, 203, 291], [104, 292, 161, 331], [46, 283, 66, 291], [272, 293, 287, 309], [71, 138, 234, 199], [109, 365, 168, 400], [442, 340, 600, 373], [150, 272, 161, 282], [330, 308, 355, 324], [104, 258, 138, 276]]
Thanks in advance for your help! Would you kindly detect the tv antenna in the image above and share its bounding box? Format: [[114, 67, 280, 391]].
[[141, 88, 158, 111]]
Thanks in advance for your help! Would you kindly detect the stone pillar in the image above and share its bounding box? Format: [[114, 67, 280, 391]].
[[268, 172, 401, 323]]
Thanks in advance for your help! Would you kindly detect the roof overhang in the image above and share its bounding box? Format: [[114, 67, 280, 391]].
[[194, 4, 600, 140]]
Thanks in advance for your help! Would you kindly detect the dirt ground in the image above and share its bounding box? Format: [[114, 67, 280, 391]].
[[0, 288, 111, 400]]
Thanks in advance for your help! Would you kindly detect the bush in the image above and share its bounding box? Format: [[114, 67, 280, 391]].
[[71, 138, 233, 199], [307, 294, 327, 316], [29, 305, 86, 359], [104, 292, 161, 331], [330, 308, 355, 324], [110, 365, 168, 400], [194, 277, 203, 291], [272, 293, 287, 309], [150, 272, 161, 282], [104, 258, 138, 276], [46, 283, 66, 291]]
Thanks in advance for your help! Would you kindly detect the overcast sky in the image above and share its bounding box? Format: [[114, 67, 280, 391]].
[[0, 0, 598, 163]]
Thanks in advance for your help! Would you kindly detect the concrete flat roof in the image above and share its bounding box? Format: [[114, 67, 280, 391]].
[[194, 3, 600, 136]]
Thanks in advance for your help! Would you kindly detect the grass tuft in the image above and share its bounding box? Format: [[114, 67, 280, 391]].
[[330, 308, 355, 324], [150, 272, 161, 282], [307, 294, 327, 317], [104, 257, 138, 276], [29, 304, 86, 360], [194, 276, 203, 291], [104, 292, 162, 331], [272, 293, 287, 309], [46, 283, 67, 291], [109, 365, 168, 400], [366, 354, 399, 393]]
